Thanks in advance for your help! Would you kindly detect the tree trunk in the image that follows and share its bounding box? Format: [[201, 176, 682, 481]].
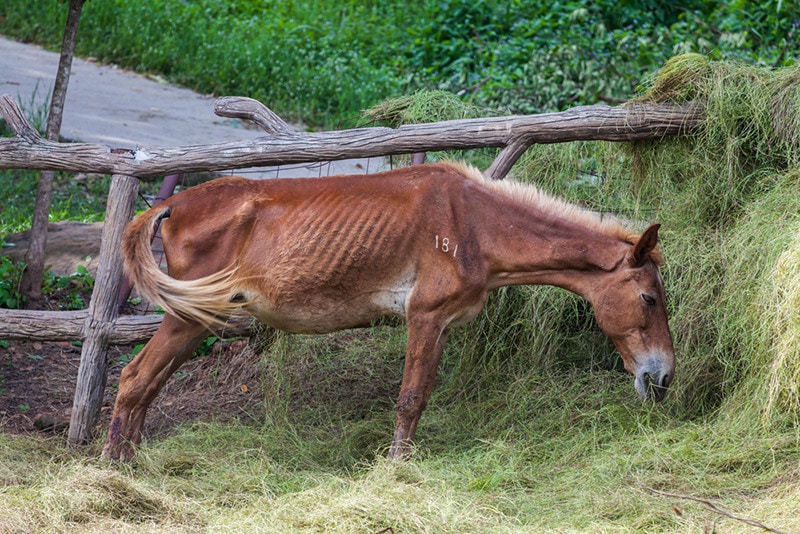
[[20, 0, 85, 304]]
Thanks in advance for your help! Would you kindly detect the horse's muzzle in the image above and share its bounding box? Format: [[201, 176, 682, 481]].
[[634, 356, 674, 402]]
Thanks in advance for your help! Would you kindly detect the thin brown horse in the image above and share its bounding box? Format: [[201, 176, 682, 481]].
[[102, 162, 674, 461]]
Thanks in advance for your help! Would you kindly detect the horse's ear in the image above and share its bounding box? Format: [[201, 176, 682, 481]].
[[632, 223, 661, 267]]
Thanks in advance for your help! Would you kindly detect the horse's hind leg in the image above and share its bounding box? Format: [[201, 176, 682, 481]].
[[102, 314, 206, 461]]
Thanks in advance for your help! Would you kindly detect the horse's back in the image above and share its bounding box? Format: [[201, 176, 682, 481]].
[[159, 166, 474, 332]]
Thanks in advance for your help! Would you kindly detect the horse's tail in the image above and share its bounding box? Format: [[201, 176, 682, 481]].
[[122, 204, 243, 329]]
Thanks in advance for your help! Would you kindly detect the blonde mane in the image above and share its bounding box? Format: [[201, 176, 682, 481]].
[[446, 162, 662, 262]]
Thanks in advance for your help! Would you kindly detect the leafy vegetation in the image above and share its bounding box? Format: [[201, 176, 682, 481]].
[[0, 1, 799, 532], [0, 1, 797, 127], [0, 168, 111, 239], [0, 165, 104, 309], [0, 257, 25, 308], [0, 256, 94, 310]]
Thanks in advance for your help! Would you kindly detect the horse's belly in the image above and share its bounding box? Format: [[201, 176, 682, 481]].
[[245, 281, 412, 334]]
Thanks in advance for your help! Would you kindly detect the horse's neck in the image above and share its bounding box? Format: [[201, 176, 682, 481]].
[[476, 190, 629, 301]]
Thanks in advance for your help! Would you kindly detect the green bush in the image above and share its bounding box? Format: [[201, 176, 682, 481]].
[[0, 257, 94, 311], [0, 256, 26, 308], [1, 1, 797, 126]]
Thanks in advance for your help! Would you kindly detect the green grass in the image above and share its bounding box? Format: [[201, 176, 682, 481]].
[[0, 169, 111, 239], [1, 99, 112, 241]]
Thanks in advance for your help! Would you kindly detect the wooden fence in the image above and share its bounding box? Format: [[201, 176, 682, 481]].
[[0, 94, 704, 444]]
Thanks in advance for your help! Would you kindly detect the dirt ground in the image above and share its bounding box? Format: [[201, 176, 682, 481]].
[[1, 222, 264, 442], [0, 335, 263, 438]]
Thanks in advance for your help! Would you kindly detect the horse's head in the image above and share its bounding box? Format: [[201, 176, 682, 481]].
[[592, 224, 675, 402]]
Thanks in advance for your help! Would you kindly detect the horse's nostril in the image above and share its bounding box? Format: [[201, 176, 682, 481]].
[[642, 372, 669, 402], [660, 372, 672, 389], [635, 362, 672, 402], [642, 373, 654, 390]]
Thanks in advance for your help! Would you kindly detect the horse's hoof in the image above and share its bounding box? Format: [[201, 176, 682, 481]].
[[101, 442, 135, 462]]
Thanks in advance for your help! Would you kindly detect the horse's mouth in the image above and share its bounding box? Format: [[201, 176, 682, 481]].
[[635, 367, 673, 402]]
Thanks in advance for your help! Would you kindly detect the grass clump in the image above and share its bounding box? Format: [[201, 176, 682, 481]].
[[362, 90, 488, 128], [624, 59, 800, 431], [638, 53, 712, 103], [766, 228, 800, 417], [714, 173, 800, 426]]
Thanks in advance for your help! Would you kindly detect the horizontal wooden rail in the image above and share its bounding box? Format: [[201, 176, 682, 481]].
[[0, 309, 252, 345], [0, 95, 704, 180]]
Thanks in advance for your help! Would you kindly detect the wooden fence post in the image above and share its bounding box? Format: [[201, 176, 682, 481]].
[[68, 174, 139, 444]]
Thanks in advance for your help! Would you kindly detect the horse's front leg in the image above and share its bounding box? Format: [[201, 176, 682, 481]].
[[388, 317, 449, 459], [102, 314, 207, 461]]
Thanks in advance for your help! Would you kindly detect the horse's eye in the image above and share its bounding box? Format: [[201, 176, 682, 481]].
[[641, 293, 656, 306]]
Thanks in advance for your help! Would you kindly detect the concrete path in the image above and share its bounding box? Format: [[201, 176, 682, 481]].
[[0, 35, 386, 178]]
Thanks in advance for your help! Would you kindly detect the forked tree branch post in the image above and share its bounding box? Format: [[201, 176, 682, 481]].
[[0, 93, 705, 444], [68, 173, 138, 444]]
